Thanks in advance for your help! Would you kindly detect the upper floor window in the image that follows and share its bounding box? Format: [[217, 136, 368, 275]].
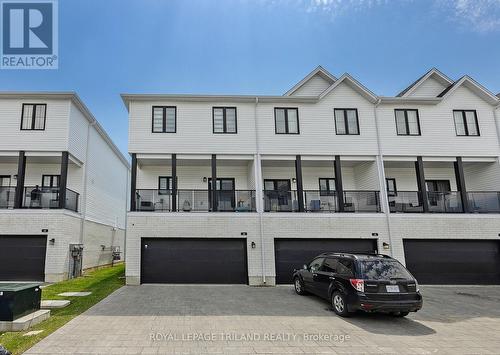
[[334, 108, 359, 135], [213, 107, 237, 134], [275, 108, 299, 134], [21, 104, 46, 130], [453, 110, 479, 136], [152, 106, 176, 133], [319, 178, 335, 196], [395, 109, 420, 136]]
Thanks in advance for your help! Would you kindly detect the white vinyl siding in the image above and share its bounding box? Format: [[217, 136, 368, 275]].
[[290, 74, 332, 97]]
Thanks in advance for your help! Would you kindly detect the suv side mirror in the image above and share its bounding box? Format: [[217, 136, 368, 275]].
[[303, 264, 308, 270]]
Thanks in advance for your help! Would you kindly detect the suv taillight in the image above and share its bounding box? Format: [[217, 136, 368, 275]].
[[349, 279, 364, 292]]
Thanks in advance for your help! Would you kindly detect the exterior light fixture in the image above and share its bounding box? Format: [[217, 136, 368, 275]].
[[49, 238, 55, 245], [292, 178, 296, 184], [203, 177, 207, 182], [251, 242, 256, 249], [382, 242, 390, 250]]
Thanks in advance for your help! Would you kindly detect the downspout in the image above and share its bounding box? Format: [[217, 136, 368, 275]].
[[79, 120, 96, 245], [493, 105, 500, 177], [123, 166, 130, 262], [253, 97, 266, 284], [373, 99, 394, 255]]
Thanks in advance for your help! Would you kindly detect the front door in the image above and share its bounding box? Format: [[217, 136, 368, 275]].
[[208, 178, 235, 211]]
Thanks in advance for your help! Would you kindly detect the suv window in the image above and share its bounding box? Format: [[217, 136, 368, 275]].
[[308, 257, 325, 272], [337, 259, 354, 277], [321, 258, 338, 273], [360, 259, 413, 280]]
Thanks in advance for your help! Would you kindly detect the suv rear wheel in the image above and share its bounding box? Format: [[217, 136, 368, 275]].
[[294, 277, 306, 295], [331, 291, 350, 317]]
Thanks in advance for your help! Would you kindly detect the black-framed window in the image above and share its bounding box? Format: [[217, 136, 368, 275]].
[[395, 109, 421, 136], [386, 178, 397, 197], [319, 178, 335, 196], [213, 107, 237, 134], [334, 108, 359, 135], [21, 104, 46, 130], [158, 176, 172, 192], [0, 175, 11, 187], [453, 110, 479, 136], [42, 175, 60, 188], [152, 106, 176, 133], [274, 108, 299, 134]]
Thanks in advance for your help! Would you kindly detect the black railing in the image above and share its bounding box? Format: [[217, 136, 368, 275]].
[[0, 187, 15, 209], [264, 190, 299, 212], [135, 189, 256, 212], [304, 190, 337, 212], [427, 191, 463, 213], [388, 191, 424, 213], [343, 191, 381, 213], [467, 191, 500, 213], [22, 186, 79, 212]]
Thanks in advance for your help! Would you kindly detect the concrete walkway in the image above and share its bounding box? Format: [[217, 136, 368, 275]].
[[25, 285, 500, 354]]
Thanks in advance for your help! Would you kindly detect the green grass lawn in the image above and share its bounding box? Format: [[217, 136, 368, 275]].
[[0, 264, 125, 355]]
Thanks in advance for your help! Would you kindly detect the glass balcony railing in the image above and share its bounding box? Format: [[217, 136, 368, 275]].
[[467, 192, 500, 213], [427, 191, 463, 213], [264, 190, 299, 212], [388, 191, 424, 213], [22, 186, 79, 212], [343, 191, 381, 213], [135, 189, 256, 212], [0, 187, 15, 209], [304, 190, 337, 212]]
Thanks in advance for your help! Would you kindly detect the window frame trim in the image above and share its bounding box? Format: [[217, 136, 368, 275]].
[[151, 106, 177, 133], [334, 108, 360, 135], [41, 174, 60, 188], [394, 108, 421, 136], [274, 107, 300, 135], [20, 103, 47, 131], [453, 109, 480, 137], [212, 106, 238, 134]]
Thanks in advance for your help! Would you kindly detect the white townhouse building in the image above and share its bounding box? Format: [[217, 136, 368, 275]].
[[123, 67, 500, 286], [0, 92, 129, 282]]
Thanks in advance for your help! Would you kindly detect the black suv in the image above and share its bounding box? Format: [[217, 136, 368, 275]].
[[292, 253, 423, 317]]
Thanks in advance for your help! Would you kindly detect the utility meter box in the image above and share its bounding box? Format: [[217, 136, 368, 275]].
[[0, 283, 41, 321]]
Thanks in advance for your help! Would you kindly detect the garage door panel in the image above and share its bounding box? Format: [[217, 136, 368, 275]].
[[0, 235, 47, 281], [403, 240, 500, 285], [141, 238, 247, 284], [274, 239, 378, 284]]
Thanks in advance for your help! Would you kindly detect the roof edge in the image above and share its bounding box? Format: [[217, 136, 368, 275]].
[[397, 68, 453, 97], [283, 66, 337, 96]]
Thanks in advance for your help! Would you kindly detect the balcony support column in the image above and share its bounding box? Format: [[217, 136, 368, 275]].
[[454, 156, 469, 213], [415, 156, 429, 213], [211, 154, 217, 212], [334, 155, 344, 212], [59, 151, 69, 209], [171, 154, 177, 212], [14, 151, 26, 209], [295, 155, 304, 212], [130, 153, 137, 211]]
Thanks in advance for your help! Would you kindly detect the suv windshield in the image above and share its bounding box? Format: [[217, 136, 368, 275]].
[[360, 259, 413, 280]]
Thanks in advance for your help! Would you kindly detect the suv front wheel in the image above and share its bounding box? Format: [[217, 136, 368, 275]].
[[294, 277, 306, 295], [331, 291, 350, 317]]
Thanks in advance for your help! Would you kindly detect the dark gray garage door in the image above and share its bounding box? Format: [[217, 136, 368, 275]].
[[0, 235, 47, 281], [141, 238, 248, 284], [403, 239, 500, 285], [275, 238, 378, 284]]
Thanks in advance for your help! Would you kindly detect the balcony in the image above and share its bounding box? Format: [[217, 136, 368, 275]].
[[427, 191, 463, 213], [21, 186, 79, 212], [389, 191, 424, 213], [0, 187, 15, 209], [264, 190, 380, 213], [135, 189, 256, 212], [467, 192, 500, 213]]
